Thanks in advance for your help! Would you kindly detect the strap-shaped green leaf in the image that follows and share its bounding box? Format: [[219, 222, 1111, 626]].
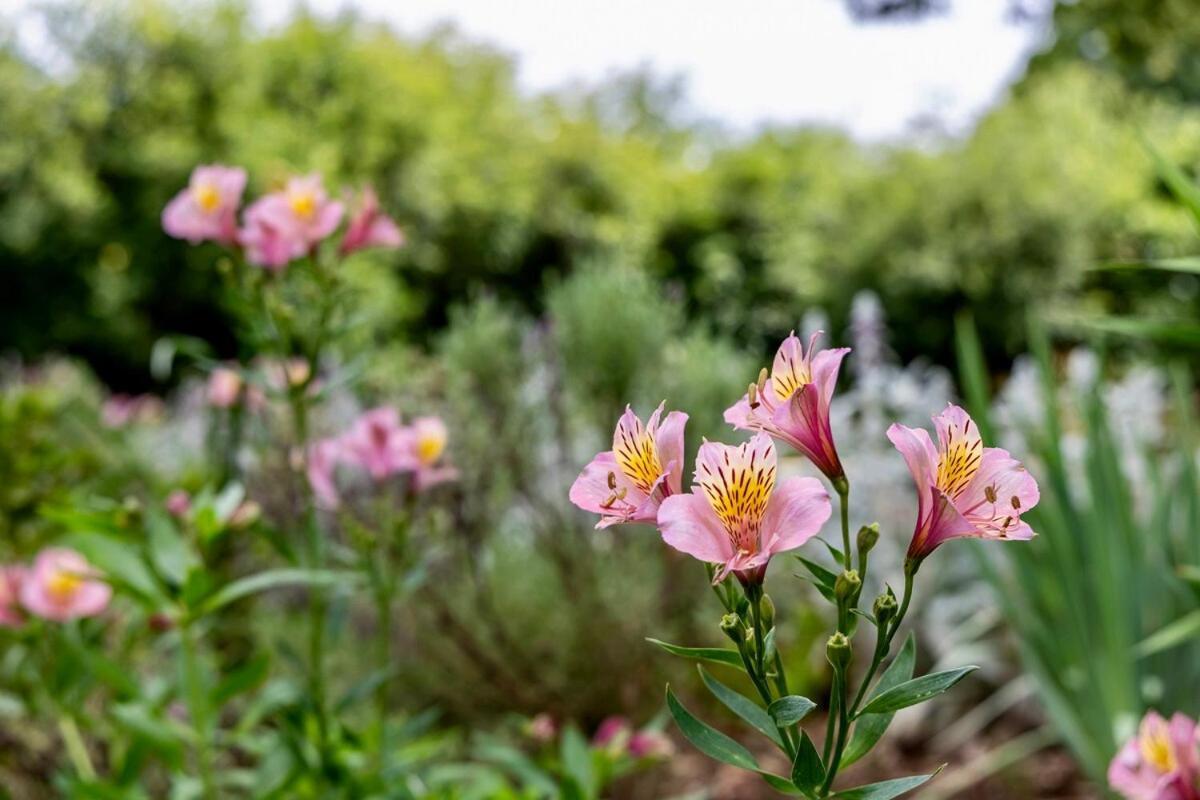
[[858, 666, 977, 716], [647, 638, 745, 669], [768, 695, 817, 727], [790, 730, 825, 793], [698, 666, 784, 748], [666, 686, 759, 771], [831, 771, 939, 799], [841, 633, 916, 768]]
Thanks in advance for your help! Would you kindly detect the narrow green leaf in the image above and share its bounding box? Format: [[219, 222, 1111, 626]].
[[1135, 610, 1200, 658], [698, 666, 784, 748], [196, 569, 356, 616], [665, 686, 759, 771], [647, 638, 745, 669], [832, 771, 939, 799], [761, 772, 804, 795], [790, 730, 825, 793], [859, 666, 977, 716], [1093, 256, 1200, 275], [145, 509, 199, 588], [212, 653, 271, 707], [842, 633, 916, 768], [768, 695, 817, 727], [796, 557, 838, 589], [560, 725, 596, 800]]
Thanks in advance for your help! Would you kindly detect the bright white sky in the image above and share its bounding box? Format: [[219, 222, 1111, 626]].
[[256, 0, 1049, 141], [10, 0, 1050, 141]]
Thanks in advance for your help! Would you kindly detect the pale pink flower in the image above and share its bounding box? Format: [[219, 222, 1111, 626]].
[[20, 549, 111, 622], [528, 713, 558, 743], [1109, 712, 1200, 800], [406, 416, 458, 491], [593, 716, 632, 750], [241, 174, 343, 270], [657, 433, 831, 584], [0, 567, 26, 628], [162, 164, 247, 246], [207, 366, 242, 408], [725, 332, 850, 481], [165, 490, 191, 518], [101, 394, 163, 428], [570, 403, 688, 529], [628, 730, 674, 760], [307, 437, 345, 509], [340, 188, 403, 255], [344, 407, 410, 481], [888, 404, 1039, 562]]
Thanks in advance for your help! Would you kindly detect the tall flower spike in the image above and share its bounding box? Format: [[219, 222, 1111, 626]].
[[725, 331, 850, 481], [1109, 711, 1200, 800], [657, 433, 831, 584], [570, 403, 688, 529], [888, 404, 1039, 563]]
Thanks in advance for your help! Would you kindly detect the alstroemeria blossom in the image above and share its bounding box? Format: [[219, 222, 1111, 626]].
[[657, 433, 831, 582], [207, 366, 242, 408], [162, 164, 247, 246], [1109, 712, 1200, 800], [888, 404, 1039, 562], [406, 416, 458, 491], [570, 403, 688, 529], [0, 567, 25, 628], [340, 188, 404, 255], [724, 332, 850, 481], [20, 548, 111, 622], [241, 174, 344, 270], [343, 407, 410, 481]]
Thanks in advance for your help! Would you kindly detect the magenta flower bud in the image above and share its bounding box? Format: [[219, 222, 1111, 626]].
[[725, 331, 850, 481], [165, 489, 191, 518]]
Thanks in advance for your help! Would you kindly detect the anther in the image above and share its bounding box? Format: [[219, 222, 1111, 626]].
[[747, 383, 759, 409], [757, 367, 768, 391], [1011, 496, 1021, 509], [984, 486, 997, 503], [607, 471, 617, 490]]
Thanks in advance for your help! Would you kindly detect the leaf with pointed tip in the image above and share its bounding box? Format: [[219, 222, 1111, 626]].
[[832, 770, 940, 799], [698, 667, 784, 748], [842, 634, 916, 768], [790, 730, 825, 793], [647, 638, 745, 669], [666, 686, 759, 771], [796, 557, 838, 589], [769, 696, 817, 727], [858, 666, 977, 716]]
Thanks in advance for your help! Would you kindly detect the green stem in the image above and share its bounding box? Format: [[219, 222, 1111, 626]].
[[180, 622, 216, 799], [57, 715, 96, 781], [835, 479, 851, 570]]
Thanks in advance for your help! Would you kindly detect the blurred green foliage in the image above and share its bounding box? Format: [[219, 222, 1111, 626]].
[[6, 1, 1200, 390]]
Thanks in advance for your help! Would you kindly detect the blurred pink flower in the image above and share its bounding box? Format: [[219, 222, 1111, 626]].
[[207, 366, 242, 408], [657, 433, 831, 584], [725, 331, 850, 481], [20, 549, 111, 622], [162, 164, 246, 246], [165, 490, 191, 518], [406, 416, 457, 491], [528, 713, 558, 743], [307, 437, 345, 509], [593, 716, 632, 750], [102, 394, 163, 428], [344, 407, 410, 481], [1109, 712, 1200, 800], [340, 188, 403, 255], [888, 404, 1039, 563], [570, 403, 688, 529], [0, 567, 26, 628], [628, 729, 674, 760], [241, 174, 343, 270]]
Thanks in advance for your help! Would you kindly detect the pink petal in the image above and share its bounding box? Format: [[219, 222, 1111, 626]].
[[811, 346, 851, 407], [760, 476, 832, 555], [653, 410, 688, 495], [657, 492, 734, 564]]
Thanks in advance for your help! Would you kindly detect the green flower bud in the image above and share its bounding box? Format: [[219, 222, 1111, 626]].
[[720, 613, 745, 645], [834, 569, 861, 602], [826, 632, 852, 669], [759, 594, 776, 630], [873, 592, 898, 627], [856, 523, 880, 555]]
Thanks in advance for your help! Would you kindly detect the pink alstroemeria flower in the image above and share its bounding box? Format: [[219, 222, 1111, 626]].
[[344, 407, 410, 481], [570, 403, 688, 529], [1109, 712, 1200, 800], [340, 188, 404, 255], [0, 567, 26, 628], [406, 416, 458, 491], [20, 548, 111, 622], [240, 196, 307, 270], [724, 332, 850, 482], [307, 437, 345, 509], [162, 164, 247, 246], [888, 404, 1039, 563], [657, 433, 831, 583], [207, 366, 242, 408]]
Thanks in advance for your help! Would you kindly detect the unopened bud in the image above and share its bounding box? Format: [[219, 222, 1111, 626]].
[[873, 592, 898, 627], [834, 569, 861, 602], [720, 613, 745, 645], [759, 594, 776, 629], [826, 632, 852, 669], [856, 523, 880, 555]]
